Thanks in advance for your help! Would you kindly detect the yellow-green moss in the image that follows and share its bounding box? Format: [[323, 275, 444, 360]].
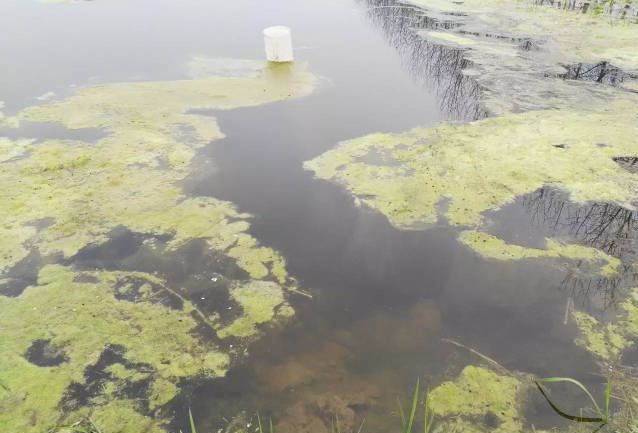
[[217, 280, 290, 339], [0, 265, 228, 433], [459, 230, 621, 276], [306, 99, 638, 230], [429, 366, 526, 433]]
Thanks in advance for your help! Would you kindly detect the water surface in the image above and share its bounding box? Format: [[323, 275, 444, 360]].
[[2, 0, 636, 432]]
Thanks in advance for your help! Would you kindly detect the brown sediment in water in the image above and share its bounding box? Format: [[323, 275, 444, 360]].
[[249, 301, 442, 433]]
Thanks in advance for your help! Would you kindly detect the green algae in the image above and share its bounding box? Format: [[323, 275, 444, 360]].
[[426, 31, 478, 46], [217, 280, 290, 339], [429, 366, 527, 433], [572, 311, 633, 361], [186, 57, 263, 79], [106, 364, 150, 382], [1, 61, 314, 275], [73, 399, 169, 433], [305, 99, 638, 230], [0, 102, 19, 128], [0, 137, 32, 163], [622, 290, 638, 335], [459, 230, 621, 276], [408, 0, 638, 70], [572, 289, 638, 361], [403, 0, 638, 117], [0, 113, 19, 128], [0, 265, 228, 433], [0, 60, 316, 432]]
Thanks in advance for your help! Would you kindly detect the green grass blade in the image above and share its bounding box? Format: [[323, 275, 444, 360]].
[[424, 388, 434, 433], [604, 376, 612, 421], [188, 408, 197, 433], [405, 377, 420, 433], [397, 397, 407, 430], [51, 427, 88, 433], [269, 417, 274, 433], [88, 417, 102, 433], [356, 418, 366, 433], [534, 381, 603, 423], [537, 377, 603, 418], [257, 413, 263, 433]]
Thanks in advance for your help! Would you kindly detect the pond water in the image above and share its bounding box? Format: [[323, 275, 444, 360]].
[[2, 0, 637, 432]]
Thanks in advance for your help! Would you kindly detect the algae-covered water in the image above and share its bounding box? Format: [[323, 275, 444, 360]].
[[1, 0, 638, 432]]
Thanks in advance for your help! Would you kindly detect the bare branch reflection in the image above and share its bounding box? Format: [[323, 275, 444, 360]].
[[522, 187, 638, 307], [362, 0, 486, 120], [535, 0, 638, 21], [560, 61, 638, 86]]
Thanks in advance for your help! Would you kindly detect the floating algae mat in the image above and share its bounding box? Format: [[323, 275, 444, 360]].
[[0, 60, 316, 432], [306, 101, 638, 230], [429, 366, 530, 433]]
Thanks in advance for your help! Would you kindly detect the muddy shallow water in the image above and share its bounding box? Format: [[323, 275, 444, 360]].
[[2, 0, 637, 432]]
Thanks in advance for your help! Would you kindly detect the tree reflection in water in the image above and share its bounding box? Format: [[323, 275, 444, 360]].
[[363, 0, 486, 120], [522, 187, 638, 307]]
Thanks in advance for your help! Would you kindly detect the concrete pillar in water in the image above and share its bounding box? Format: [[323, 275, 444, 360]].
[[263, 26, 294, 62]]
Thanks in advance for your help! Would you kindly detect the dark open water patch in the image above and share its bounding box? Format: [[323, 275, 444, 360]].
[[0, 250, 44, 297], [485, 187, 638, 258], [61, 344, 155, 414], [614, 156, 638, 173], [0, 120, 107, 144], [71, 230, 249, 330], [25, 339, 69, 367]]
